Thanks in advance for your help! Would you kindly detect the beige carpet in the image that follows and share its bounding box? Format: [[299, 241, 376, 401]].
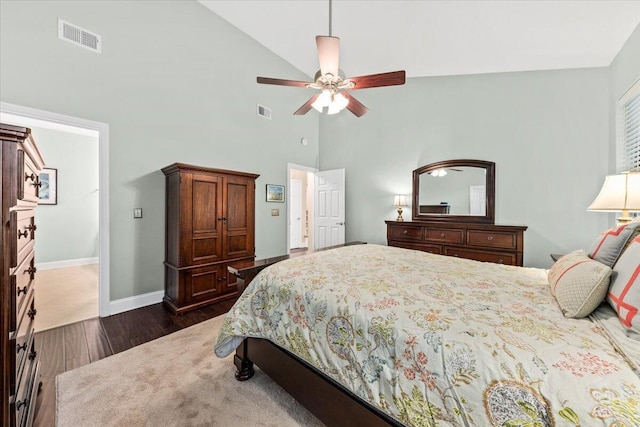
[[36, 263, 99, 331], [56, 315, 325, 427]]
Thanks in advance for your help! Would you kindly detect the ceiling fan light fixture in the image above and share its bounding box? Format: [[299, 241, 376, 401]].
[[431, 169, 447, 177], [311, 90, 349, 114], [327, 92, 349, 114]]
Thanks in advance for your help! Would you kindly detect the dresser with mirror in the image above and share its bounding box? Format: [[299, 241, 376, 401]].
[[386, 159, 527, 266]]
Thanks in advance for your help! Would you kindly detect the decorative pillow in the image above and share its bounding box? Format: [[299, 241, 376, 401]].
[[548, 250, 612, 318], [607, 235, 640, 332], [588, 222, 640, 267]]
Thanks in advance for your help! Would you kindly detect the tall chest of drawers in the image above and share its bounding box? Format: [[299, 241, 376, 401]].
[[1, 124, 44, 427], [386, 220, 527, 266]]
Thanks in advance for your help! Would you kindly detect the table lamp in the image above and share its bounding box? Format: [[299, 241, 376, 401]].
[[393, 194, 408, 221], [588, 171, 640, 225]]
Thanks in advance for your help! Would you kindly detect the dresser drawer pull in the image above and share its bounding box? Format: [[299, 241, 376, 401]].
[[16, 342, 28, 353], [28, 308, 37, 319], [16, 398, 28, 411], [25, 172, 37, 183], [26, 224, 37, 232], [25, 267, 37, 276], [487, 236, 494, 241], [440, 232, 445, 238], [498, 259, 504, 264], [17, 286, 28, 296], [18, 229, 29, 239], [403, 230, 408, 234], [29, 350, 37, 361]]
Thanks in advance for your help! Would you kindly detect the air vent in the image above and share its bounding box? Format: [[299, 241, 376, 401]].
[[58, 19, 101, 53], [257, 104, 272, 120]]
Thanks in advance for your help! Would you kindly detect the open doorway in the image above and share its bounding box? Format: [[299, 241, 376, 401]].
[[288, 164, 316, 254], [1, 102, 110, 326]]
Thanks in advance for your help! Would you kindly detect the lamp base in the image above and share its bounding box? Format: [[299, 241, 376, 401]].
[[396, 207, 404, 222]]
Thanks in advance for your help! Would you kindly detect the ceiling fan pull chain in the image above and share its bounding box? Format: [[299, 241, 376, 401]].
[[329, 0, 332, 36]]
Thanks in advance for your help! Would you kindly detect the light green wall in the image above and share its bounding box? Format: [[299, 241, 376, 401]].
[[32, 127, 99, 263], [0, 0, 319, 300], [319, 68, 611, 268]]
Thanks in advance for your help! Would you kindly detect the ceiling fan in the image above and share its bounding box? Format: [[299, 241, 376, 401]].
[[256, 0, 406, 117]]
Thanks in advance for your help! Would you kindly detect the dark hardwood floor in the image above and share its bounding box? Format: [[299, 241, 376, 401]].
[[32, 298, 237, 427]]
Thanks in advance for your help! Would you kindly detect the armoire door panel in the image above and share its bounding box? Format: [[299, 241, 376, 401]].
[[226, 181, 249, 229], [186, 265, 222, 303], [192, 237, 220, 262], [192, 177, 219, 233]]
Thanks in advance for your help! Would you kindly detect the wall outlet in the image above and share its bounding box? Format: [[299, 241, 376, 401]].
[[134, 208, 143, 218], [271, 209, 279, 216]]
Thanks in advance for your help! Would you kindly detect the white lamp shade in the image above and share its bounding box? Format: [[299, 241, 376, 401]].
[[393, 194, 408, 207], [588, 172, 640, 212]]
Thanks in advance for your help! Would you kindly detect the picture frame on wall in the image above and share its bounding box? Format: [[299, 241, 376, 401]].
[[266, 184, 285, 202], [39, 167, 58, 205]]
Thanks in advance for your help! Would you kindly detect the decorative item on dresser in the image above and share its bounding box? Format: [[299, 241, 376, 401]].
[[387, 159, 527, 265], [162, 163, 259, 314], [1, 123, 44, 427]]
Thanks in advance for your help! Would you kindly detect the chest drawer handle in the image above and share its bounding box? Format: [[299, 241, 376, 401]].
[[487, 236, 494, 241], [18, 230, 29, 239], [26, 267, 37, 276], [403, 230, 408, 234], [28, 308, 37, 319], [16, 342, 28, 353], [17, 286, 28, 296], [440, 232, 445, 238], [16, 398, 28, 410], [26, 224, 37, 232], [25, 172, 36, 182], [498, 259, 504, 264]]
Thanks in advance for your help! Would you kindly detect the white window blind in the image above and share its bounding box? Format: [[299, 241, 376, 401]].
[[621, 82, 640, 172]]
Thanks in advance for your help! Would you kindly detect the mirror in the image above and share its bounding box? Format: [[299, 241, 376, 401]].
[[412, 159, 495, 223]]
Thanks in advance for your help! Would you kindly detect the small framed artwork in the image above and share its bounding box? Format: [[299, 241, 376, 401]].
[[266, 184, 285, 203], [39, 167, 58, 205]]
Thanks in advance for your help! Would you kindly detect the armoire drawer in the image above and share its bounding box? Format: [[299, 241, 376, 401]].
[[388, 225, 423, 241], [444, 248, 516, 265], [11, 291, 35, 395], [13, 353, 39, 427], [424, 228, 464, 244], [12, 210, 36, 268], [466, 230, 517, 250], [11, 249, 35, 331]]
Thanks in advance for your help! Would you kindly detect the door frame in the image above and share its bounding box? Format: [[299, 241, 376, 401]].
[[0, 101, 111, 317], [287, 163, 317, 254]]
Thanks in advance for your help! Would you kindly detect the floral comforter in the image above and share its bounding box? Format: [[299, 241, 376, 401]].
[[214, 244, 640, 427]]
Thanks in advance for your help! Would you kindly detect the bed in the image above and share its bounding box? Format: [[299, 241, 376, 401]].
[[215, 243, 640, 426]]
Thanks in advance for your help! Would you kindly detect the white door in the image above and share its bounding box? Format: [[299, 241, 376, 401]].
[[314, 168, 345, 249], [289, 179, 302, 249], [469, 185, 486, 216]]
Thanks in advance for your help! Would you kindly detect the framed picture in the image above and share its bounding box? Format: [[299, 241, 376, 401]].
[[39, 167, 58, 205], [266, 184, 285, 203]]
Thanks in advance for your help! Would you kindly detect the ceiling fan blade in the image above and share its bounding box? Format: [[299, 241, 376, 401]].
[[316, 36, 340, 78], [257, 77, 310, 87], [293, 94, 320, 115], [347, 70, 406, 90], [341, 92, 369, 117]]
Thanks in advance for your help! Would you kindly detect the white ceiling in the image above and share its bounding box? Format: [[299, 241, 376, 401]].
[[199, 0, 640, 80]]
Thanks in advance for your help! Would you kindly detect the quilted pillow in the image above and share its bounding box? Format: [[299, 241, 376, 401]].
[[607, 235, 640, 332], [588, 222, 640, 267], [548, 250, 612, 318]]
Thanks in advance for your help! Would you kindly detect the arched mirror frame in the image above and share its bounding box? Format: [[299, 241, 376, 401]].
[[412, 159, 495, 224]]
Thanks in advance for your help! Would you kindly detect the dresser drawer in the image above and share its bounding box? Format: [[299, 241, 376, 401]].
[[444, 248, 516, 265], [424, 228, 464, 244], [389, 241, 442, 255], [10, 249, 35, 332], [12, 210, 36, 268], [388, 225, 423, 241], [466, 230, 517, 250], [13, 350, 39, 427], [13, 292, 36, 394], [17, 148, 41, 206]]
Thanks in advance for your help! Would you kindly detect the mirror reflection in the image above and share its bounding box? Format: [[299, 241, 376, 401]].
[[412, 159, 495, 224], [418, 167, 487, 216]]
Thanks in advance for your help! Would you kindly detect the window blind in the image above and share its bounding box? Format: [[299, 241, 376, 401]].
[[623, 90, 640, 171]]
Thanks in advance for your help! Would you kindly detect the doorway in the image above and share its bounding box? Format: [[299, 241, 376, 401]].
[[0, 102, 110, 322], [288, 164, 315, 253]]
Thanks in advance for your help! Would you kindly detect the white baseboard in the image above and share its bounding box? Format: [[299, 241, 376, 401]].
[[109, 290, 164, 316], [36, 257, 99, 270]]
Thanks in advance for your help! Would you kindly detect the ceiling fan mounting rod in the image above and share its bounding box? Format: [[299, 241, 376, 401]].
[[328, 0, 332, 36]]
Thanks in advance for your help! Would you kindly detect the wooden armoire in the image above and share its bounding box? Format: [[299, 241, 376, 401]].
[[1, 124, 44, 427], [162, 163, 259, 314]]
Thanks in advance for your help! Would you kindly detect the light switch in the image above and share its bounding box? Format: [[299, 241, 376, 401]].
[[134, 208, 143, 218], [271, 209, 279, 216]]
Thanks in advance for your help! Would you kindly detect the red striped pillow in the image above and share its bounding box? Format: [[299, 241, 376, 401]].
[[588, 223, 640, 267], [607, 235, 640, 332]]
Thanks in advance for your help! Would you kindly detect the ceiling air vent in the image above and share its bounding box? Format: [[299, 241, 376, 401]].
[[257, 104, 272, 120], [58, 19, 101, 53]]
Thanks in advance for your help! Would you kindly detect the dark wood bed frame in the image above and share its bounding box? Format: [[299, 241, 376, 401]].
[[234, 337, 403, 427]]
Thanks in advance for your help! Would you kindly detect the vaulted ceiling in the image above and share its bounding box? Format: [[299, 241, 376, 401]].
[[200, 0, 640, 79]]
